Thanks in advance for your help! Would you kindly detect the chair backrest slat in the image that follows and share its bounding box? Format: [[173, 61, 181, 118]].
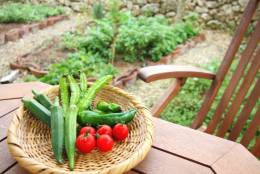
[[241, 107, 260, 147], [216, 47, 260, 137], [191, 0, 259, 129], [205, 21, 260, 134], [228, 78, 260, 141], [252, 136, 260, 157]]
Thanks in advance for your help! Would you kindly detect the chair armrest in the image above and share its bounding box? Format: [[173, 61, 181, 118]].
[[138, 65, 216, 83]]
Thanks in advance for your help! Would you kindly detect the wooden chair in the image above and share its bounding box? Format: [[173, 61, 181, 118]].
[[138, 0, 260, 157]]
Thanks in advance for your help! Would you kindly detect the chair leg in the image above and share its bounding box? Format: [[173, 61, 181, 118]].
[[151, 78, 186, 117]]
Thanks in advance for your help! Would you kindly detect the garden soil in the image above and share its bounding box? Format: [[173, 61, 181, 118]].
[[0, 15, 80, 79]]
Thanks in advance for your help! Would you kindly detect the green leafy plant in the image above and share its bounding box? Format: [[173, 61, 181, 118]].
[[39, 52, 117, 85], [0, 2, 64, 23], [92, 0, 105, 20], [63, 12, 199, 63], [117, 14, 199, 62]]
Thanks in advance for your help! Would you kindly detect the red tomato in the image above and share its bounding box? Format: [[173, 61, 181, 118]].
[[113, 124, 129, 141], [79, 126, 96, 136], [97, 125, 112, 137], [96, 134, 114, 152], [76, 133, 96, 153]]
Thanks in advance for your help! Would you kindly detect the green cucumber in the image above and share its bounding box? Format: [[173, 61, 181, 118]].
[[51, 97, 64, 164], [22, 98, 51, 127], [32, 90, 52, 110]]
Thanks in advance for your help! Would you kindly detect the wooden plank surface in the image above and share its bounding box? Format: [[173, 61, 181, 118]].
[[0, 99, 21, 117], [0, 140, 16, 173], [153, 117, 236, 166], [212, 144, 260, 174], [2, 148, 213, 174], [4, 164, 28, 174], [0, 82, 50, 100], [0, 110, 16, 141], [134, 148, 213, 174]]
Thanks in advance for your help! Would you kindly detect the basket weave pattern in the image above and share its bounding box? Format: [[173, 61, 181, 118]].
[[7, 85, 154, 174]]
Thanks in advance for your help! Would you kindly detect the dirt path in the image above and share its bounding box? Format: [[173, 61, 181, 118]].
[[0, 15, 80, 78], [125, 30, 232, 108]]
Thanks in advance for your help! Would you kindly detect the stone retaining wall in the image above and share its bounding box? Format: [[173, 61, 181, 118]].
[[16, 0, 259, 30]]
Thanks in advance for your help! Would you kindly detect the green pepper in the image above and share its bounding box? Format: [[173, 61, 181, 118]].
[[108, 103, 121, 112], [97, 101, 121, 113], [96, 101, 110, 112], [78, 109, 137, 127], [78, 75, 113, 112]]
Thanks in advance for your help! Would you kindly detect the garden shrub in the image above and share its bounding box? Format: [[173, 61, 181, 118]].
[[63, 12, 199, 63], [39, 52, 117, 85], [117, 13, 199, 62], [0, 2, 64, 23]]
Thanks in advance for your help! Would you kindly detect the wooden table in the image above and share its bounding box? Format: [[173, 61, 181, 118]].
[[1, 82, 260, 174]]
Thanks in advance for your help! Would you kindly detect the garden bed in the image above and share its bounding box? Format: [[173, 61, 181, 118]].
[[10, 31, 206, 85], [0, 2, 67, 44], [0, 15, 68, 44]]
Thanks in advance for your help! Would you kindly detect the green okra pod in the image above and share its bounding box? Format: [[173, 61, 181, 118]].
[[50, 97, 64, 164]]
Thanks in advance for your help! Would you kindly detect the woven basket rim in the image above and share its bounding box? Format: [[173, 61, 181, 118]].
[[7, 85, 154, 174]]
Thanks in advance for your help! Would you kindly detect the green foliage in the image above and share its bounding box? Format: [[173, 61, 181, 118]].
[[0, 2, 64, 23], [161, 78, 212, 126], [92, 0, 105, 20], [107, 0, 122, 24], [63, 12, 199, 62], [39, 52, 117, 85], [161, 59, 220, 126], [37, 10, 199, 85], [117, 14, 199, 62]]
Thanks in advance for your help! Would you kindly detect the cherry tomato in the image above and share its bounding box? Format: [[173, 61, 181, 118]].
[[79, 126, 96, 136], [97, 125, 112, 137], [76, 133, 96, 153], [97, 134, 114, 152], [113, 124, 129, 141]]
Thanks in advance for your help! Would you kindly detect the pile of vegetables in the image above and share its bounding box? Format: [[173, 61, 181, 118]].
[[22, 74, 137, 170]]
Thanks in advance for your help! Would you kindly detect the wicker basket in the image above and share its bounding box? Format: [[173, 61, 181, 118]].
[[7, 85, 154, 174]]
